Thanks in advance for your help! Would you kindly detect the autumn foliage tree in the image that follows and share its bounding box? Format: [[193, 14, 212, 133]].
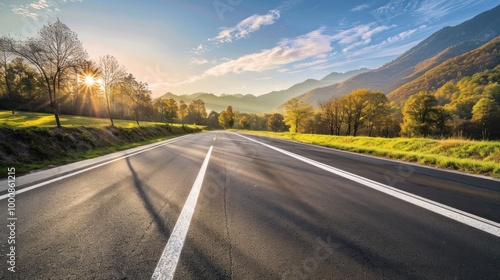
[[401, 92, 440, 137], [267, 113, 285, 132], [284, 98, 313, 133], [219, 105, 235, 129]]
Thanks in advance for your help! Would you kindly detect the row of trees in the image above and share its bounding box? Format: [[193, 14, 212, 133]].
[[282, 89, 398, 137], [214, 77, 498, 139], [0, 20, 162, 127]]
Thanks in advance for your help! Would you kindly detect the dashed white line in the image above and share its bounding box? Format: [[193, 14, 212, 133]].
[[236, 133, 500, 237], [152, 146, 214, 280]]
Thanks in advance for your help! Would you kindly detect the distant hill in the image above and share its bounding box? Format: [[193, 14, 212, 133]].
[[320, 68, 370, 84], [295, 4, 500, 106], [388, 36, 500, 103], [159, 68, 369, 113]]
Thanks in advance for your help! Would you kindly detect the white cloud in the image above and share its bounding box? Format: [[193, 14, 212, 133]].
[[191, 44, 209, 55], [255, 77, 273, 80], [371, 0, 419, 23], [333, 24, 394, 52], [189, 58, 209, 65], [384, 24, 426, 44], [180, 28, 334, 84], [10, 0, 84, 20], [210, 10, 281, 43], [415, 0, 485, 22], [276, 0, 304, 12], [351, 3, 371, 12], [293, 59, 328, 69]]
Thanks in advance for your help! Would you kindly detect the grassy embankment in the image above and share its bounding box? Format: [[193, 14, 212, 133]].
[[0, 110, 203, 176], [242, 131, 500, 178]]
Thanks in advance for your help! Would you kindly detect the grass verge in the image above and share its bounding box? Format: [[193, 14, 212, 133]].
[[0, 111, 202, 178], [241, 131, 500, 178], [0, 110, 206, 130]]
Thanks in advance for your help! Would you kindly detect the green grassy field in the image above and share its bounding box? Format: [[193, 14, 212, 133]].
[[242, 131, 500, 178], [0, 110, 202, 177], [0, 110, 204, 129]]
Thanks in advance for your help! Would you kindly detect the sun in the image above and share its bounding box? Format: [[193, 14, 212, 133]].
[[84, 75, 95, 86]]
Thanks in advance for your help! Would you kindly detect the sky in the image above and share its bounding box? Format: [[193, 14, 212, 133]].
[[0, 0, 498, 97]]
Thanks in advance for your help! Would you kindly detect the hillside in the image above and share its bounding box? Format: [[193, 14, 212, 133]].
[[388, 36, 500, 103], [296, 4, 500, 106], [159, 69, 369, 113]]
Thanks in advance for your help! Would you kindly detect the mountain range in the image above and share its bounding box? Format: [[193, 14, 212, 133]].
[[388, 36, 500, 103], [162, 4, 500, 113], [159, 68, 369, 113], [296, 4, 500, 106]]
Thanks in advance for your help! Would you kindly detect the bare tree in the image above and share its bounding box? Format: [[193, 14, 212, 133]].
[[320, 98, 344, 135], [8, 19, 87, 127], [98, 55, 126, 126]]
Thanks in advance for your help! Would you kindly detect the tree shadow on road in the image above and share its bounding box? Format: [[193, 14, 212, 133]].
[[126, 157, 170, 238]]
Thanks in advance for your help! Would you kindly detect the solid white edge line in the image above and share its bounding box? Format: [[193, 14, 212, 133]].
[[235, 133, 500, 237], [152, 145, 213, 280], [0, 135, 191, 201]]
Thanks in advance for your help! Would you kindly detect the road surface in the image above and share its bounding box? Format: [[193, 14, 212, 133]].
[[1, 131, 499, 279]]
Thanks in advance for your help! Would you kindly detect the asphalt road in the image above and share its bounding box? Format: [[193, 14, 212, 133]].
[[1, 131, 499, 279]]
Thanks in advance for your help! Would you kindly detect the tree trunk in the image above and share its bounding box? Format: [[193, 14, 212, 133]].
[[107, 103, 114, 127], [52, 77, 62, 128], [4, 73, 14, 113], [54, 111, 61, 128], [135, 106, 140, 126]]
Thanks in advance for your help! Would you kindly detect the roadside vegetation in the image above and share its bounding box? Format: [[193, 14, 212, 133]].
[[241, 131, 500, 178], [0, 111, 202, 177]]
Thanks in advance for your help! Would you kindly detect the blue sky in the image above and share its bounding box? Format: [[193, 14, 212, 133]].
[[0, 0, 498, 97]]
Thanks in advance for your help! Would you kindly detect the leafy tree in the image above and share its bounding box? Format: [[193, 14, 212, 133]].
[[225, 105, 235, 128], [0, 57, 42, 111], [472, 97, 500, 138], [178, 100, 188, 127], [401, 92, 439, 137], [284, 98, 313, 133], [8, 19, 87, 127], [435, 82, 459, 105], [434, 106, 454, 137], [239, 115, 250, 130], [187, 99, 207, 125], [341, 89, 367, 136], [484, 83, 500, 104], [363, 91, 390, 137], [218, 111, 229, 129], [163, 98, 178, 127], [207, 111, 222, 129], [266, 114, 284, 132]]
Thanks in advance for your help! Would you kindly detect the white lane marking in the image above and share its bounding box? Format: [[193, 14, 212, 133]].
[[0, 135, 191, 201], [236, 133, 500, 237], [152, 145, 213, 280]]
